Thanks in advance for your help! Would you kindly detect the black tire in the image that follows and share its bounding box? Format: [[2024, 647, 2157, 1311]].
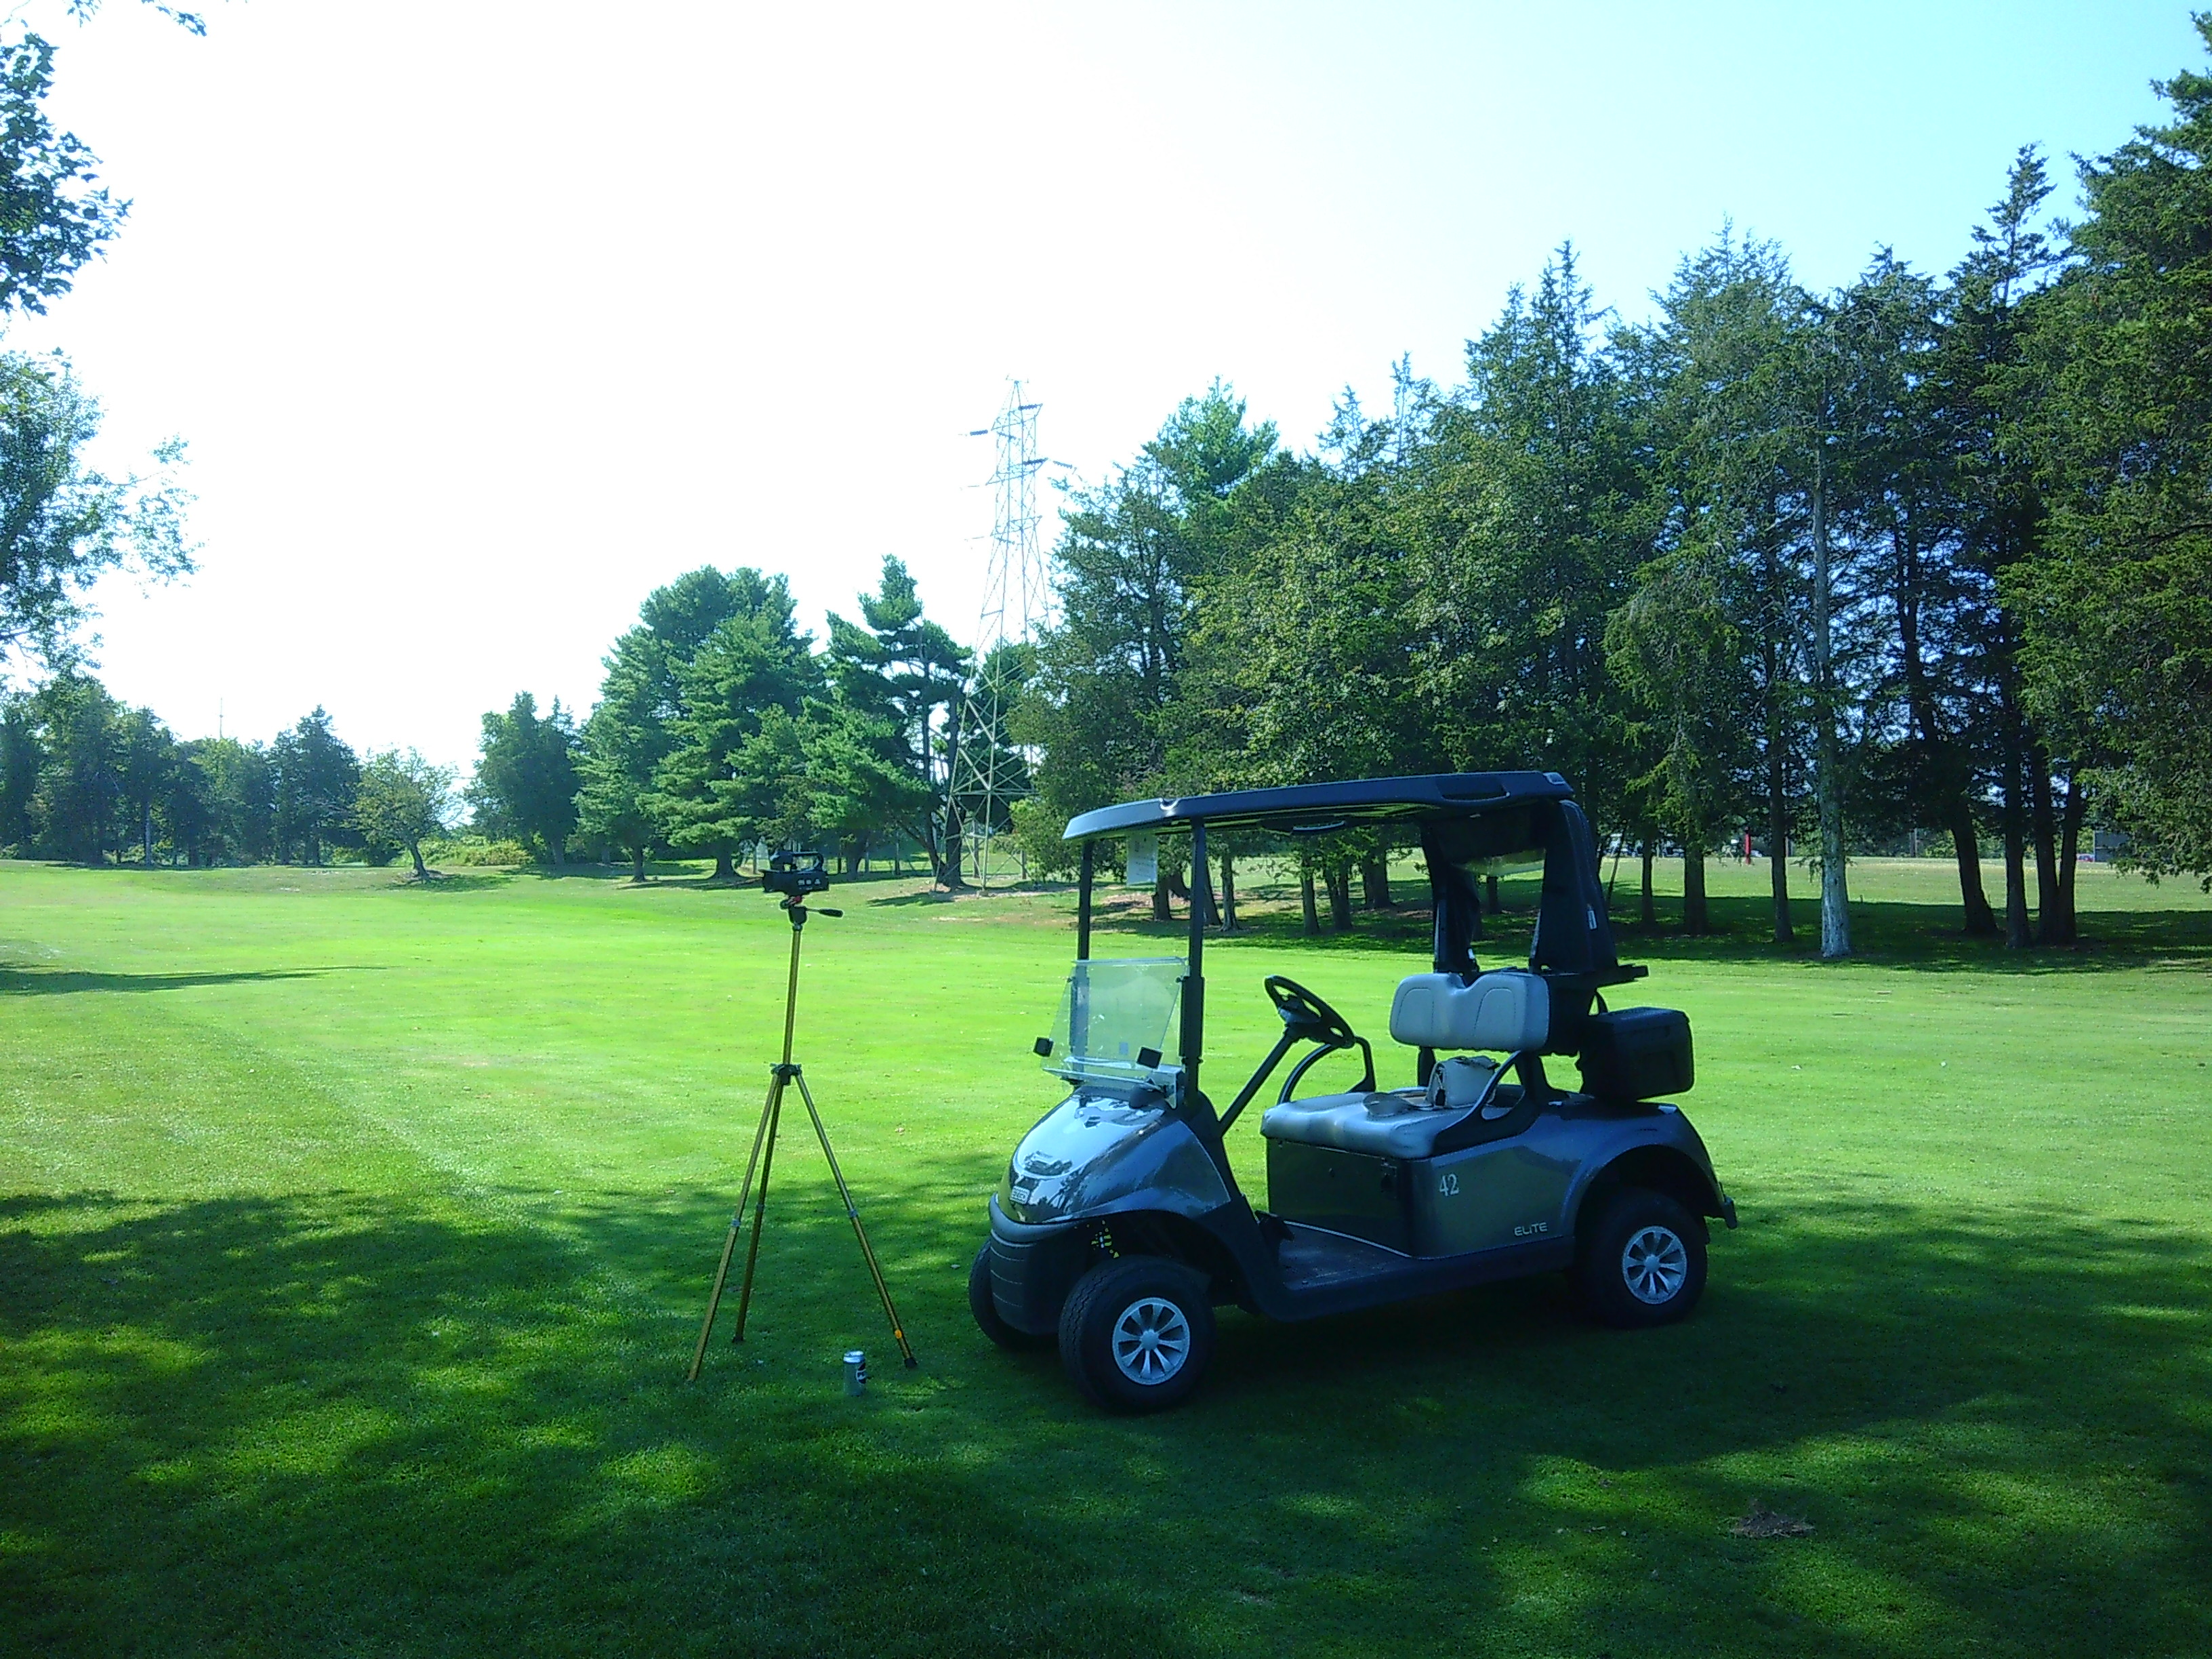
[[1576, 1187, 1708, 1329], [1058, 1255, 1215, 1414], [969, 1245, 1053, 1352]]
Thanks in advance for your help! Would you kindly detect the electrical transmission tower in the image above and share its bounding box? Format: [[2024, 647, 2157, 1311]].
[[945, 381, 1053, 887]]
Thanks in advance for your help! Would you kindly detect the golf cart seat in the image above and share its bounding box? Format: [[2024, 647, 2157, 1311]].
[[1259, 971, 1551, 1158]]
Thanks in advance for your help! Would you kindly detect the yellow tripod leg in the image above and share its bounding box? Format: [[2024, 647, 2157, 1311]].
[[792, 1069, 918, 1368], [687, 1070, 782, 1380]]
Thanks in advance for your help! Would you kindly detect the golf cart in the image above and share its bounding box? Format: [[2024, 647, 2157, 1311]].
[[968, 771, 1736, 1412]]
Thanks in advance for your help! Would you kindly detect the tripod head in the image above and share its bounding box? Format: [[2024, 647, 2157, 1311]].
[[779, 894, 842, 927]]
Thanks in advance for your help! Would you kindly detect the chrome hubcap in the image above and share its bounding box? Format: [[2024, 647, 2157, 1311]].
[[1621, 1225, 1687, 1304], [1110, 1295, 1191, 1385]]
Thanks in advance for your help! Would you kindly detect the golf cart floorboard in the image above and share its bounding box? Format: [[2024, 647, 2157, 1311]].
[[1260, 1219, 1574, 1320], [1276, 1223, 1411, 1289]]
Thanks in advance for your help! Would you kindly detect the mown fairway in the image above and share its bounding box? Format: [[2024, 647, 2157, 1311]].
[[3, 857, 2209, 1658]]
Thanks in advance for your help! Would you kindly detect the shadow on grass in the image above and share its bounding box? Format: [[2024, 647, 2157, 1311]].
[[0, 963, 338, 997], [3, 1165, 2206, 1658]]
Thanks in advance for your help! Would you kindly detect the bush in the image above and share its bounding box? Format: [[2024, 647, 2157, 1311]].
[[1008, 798, 1080, 881], [420, 834, 531, 867]]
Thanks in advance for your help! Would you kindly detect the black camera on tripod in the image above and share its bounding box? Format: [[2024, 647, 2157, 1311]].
[[761, 850, 832, 899]]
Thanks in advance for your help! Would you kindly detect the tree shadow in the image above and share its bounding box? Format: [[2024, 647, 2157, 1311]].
[[398, 872, 515, 893], [4, 1160, 2205, 1656], [0, 964, 339, 996]]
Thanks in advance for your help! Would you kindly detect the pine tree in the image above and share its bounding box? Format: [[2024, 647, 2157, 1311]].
[[649, 569, 821, 877]]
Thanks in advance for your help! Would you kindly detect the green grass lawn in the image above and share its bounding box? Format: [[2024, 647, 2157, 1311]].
[[3, 855, 2208, 1658]]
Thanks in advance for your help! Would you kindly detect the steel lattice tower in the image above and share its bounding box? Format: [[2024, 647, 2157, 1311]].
[[947, 382, 1052, 885]]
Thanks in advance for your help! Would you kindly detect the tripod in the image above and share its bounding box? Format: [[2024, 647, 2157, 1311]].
[[687, 893, 917, 1380]]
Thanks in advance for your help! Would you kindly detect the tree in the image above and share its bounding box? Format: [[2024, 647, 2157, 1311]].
[[272, 708, 358, 865], [192, 736, 274, 863], [470, 692, 578, 864], [116, 703, 172, 864], [575, 650, 664, 882], [2012, 25, 2212, 890], [356, 748, 454, 879], [0, 32, 128, 319], [1021, 386, 1278, 916], [0, 355, 194, 673], [0, 690, 37, 851], [1620, 232, 1808, 943], [804, 699, 935, 875], [33, 672, 121, 860], [1607, 548, 1753, 933], [825, 556, 968, 882], [1408, 250, 1648, 840], [575, 567, 748, 882], [649, 569, 820, 878], [158, 739, 216, 864], [1931, 151, 2069, 946]]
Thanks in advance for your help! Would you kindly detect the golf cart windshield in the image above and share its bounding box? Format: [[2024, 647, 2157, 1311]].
[[1041, 957, 1184, 1084]]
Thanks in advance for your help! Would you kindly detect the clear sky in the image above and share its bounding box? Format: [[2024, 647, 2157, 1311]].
[[8, 0, 2201, 772]]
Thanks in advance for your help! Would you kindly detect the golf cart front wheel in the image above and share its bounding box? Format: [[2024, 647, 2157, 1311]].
[[1577, 1187, 1708, 1328], [1059, 1256, 1215, 1413]]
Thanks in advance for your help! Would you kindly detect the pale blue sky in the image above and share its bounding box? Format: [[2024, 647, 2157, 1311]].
[[10, 1, 2200, 771]]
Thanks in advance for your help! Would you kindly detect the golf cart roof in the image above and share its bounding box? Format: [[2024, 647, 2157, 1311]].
[[1063, 772, 1575, 842]]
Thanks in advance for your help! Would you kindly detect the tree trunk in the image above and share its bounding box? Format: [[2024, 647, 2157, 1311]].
[[630, 843, 647, 884], [1896, 523, 1997, 935], [1485, 874, 1500, 914], [712, 849, 737, 882], [1946, 796, 1998, 937], [2030, 743, 2063, 943], [2050, 770, 2084, 947], [1810, 441, 1850, 960], [1639, 843, 1656, 927], [1768, 743, 1793, 945], [938, 699, 969, 891], [1999, 705, 2032, 948], [1299, 870, 1319, 937], [1683, 845, 1708, 935], [1152, 869, 1170, 923], [1326, 866, 1352, 931], [1218, 852, 1237, 932], [407, 838, 428, 880], [1762, 529, 1793, 946], [1359, 855, 1392, 909], [142, 802, 153, 866]]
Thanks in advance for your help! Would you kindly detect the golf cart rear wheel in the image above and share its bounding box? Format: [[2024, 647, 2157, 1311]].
[[1059, 1256, 1215, 1413], [969, 1246, 1053, 1352], [1577, 1187, 1707, 1328]]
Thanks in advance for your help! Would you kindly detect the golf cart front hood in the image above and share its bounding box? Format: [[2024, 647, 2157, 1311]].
[[998, 1082, 1231, 1225]]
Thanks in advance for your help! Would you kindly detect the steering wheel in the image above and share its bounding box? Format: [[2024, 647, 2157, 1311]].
[[1264, 975, 1357, 1047]]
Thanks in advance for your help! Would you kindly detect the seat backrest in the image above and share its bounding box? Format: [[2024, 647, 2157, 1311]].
[[1389, 970, 1550, 1052]]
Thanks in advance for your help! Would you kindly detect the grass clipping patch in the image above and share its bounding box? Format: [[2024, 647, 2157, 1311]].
[[1731, 1499, 1816, 1539]]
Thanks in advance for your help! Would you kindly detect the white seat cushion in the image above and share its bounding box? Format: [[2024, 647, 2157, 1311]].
[[1261, 1074, 1496, 1160], [1389, 970, 1549, 1052]]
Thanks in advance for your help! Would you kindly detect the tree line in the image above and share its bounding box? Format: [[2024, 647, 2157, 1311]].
[[0, 556, 991, 887], [1013, 33, 2212, 956], [5, 20, 2207, 963]]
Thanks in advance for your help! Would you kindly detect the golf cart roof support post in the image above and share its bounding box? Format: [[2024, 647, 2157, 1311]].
[[1076, 842, 1094, 961], [1183, 819, 1208, 1093]]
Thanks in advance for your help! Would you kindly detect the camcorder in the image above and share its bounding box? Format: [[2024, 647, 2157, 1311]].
[[761, 850, 832, 899]]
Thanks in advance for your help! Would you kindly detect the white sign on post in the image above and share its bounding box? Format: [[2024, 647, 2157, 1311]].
[[1124, 830, 1158, 888]]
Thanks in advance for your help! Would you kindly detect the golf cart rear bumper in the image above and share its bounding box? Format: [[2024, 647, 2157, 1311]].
[[987, 1196, 1091, 1337]]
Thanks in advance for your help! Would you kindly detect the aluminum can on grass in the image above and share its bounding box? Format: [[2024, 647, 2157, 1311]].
[[844, 1350, 867, 1395]]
